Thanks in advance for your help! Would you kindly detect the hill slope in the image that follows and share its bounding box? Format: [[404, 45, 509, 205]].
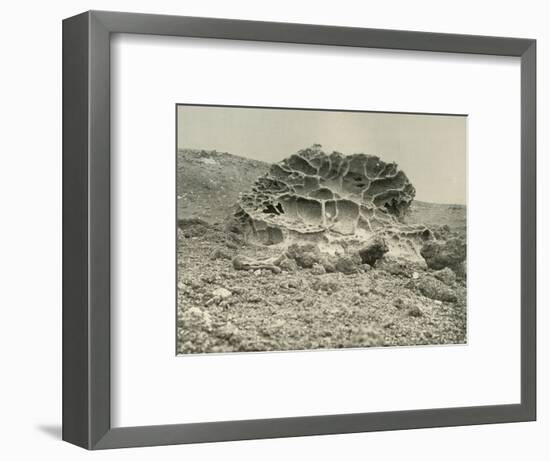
[[177, 149, 270, 224]]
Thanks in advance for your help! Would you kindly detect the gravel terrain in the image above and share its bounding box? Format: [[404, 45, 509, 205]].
[[176, 149, 467, 354]]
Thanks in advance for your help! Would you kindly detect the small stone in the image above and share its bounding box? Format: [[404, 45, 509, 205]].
[[288, 279, 300, 289], [247, 295, 262, 303], [180, 307, 212, 331], [212, 287, 232, 299], [320, 257, 336, 273], [210, 248, 232, 260], [285, 243, 321, 268], [408, 304, 424, 317], [311, 263, 326, 275], [310, 278, 339, 293], [278, 257, 298, 272], [375, 255, 427, 277], [370, 287, 385, 297], [334, 254, 361, 275], [410, 276, 457, 302], [393, 297, 406, 309], [412, 272, 419, 280], [351, 295, 362, 305], [217, 323, 241, 341], [253, 269, 261, 276], [433, 267, 456, 286], [201, 274, 217, 284]]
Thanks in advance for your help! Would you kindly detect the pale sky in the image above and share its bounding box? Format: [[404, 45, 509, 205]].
[[177, 105, 467, 205]]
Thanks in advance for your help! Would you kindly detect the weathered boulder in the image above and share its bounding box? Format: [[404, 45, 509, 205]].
[[408, 275, 457, 302], [232, 145, 432, 262], [333, 253, 362, 275], [420, 236, 466, 271], [375, 255, 427, 277], [432, 267, 456, 286], [285, 242, 321, 268], [235, 145, 416, 236]]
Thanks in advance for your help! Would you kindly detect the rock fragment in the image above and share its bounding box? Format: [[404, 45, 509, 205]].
[[181, 307, 212, 329], [334, 254, 361, 274], [210, 248, 233, 260], [433, 267, 456, 286], [408, 275, 457, 303], [407, 304, 424, 317], [278, 257, 299, 272], [311, 263, 326, 275], [421, 236, 466, 272], [358, 236, 389, 266], [206, 287, 233, 306], [232, 254, 282, 273], [285, 243, 321, 269], [375, 255, 427, 277], [212, 287, 232, 299]]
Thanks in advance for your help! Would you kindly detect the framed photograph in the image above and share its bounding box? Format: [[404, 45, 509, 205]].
[[175, 105, 468, 354], [63, 10, 536, 449]]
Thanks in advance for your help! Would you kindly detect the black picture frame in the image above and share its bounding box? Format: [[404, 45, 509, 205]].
[[62, 10, 536, 450]]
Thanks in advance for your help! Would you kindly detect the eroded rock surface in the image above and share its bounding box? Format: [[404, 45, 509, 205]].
[[232, 145, 432, 263]]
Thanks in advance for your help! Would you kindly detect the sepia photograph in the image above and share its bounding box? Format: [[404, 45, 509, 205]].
[[176, 105, 467, 354]]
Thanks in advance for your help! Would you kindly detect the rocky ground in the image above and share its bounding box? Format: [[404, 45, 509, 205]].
[[176, 149, 467, 354]]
